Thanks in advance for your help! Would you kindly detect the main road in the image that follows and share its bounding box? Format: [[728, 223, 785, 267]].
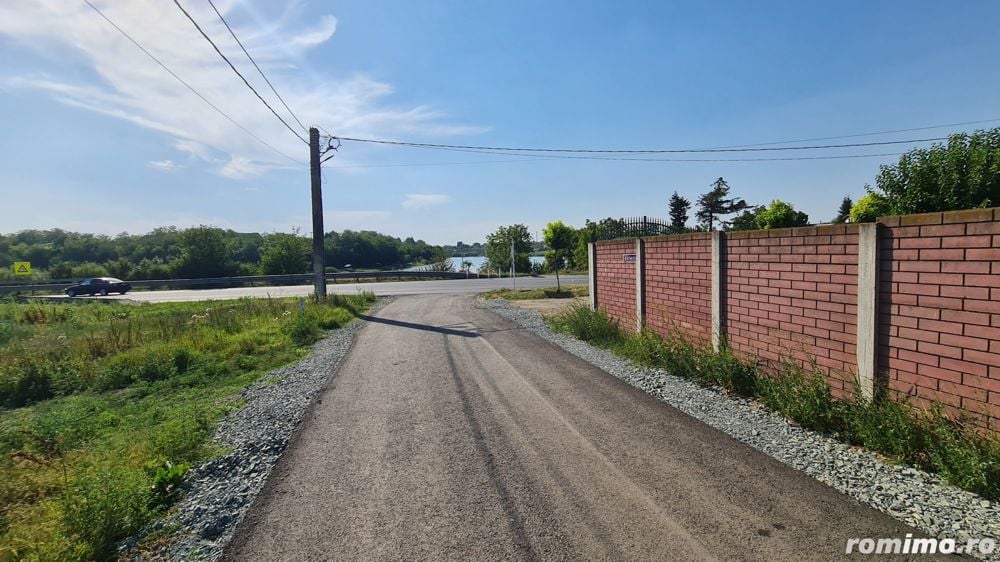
[[36, 275, 587, 303], [224, 294, 922, 561]]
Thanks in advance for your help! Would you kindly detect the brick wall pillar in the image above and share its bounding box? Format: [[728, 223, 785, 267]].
[[635, 238, 645, 331], [588, 242, 597, 311], [711, 231, 726, 351], [856, 223, 879, 401]]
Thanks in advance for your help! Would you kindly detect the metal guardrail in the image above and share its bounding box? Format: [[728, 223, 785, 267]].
[[0, 270, 485, 295]]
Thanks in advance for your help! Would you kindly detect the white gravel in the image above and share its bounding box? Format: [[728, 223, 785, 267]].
[[123, 298, 390, 561], [482, 298, 1000, 561]]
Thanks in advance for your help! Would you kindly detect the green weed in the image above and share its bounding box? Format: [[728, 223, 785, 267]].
[[549, 305, 1000, 502], [0, 294, 374, 559]]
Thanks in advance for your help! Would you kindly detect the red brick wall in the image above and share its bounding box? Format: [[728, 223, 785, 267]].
[[591, 209, 1000, 430], [879, 208, 1000, 432], [726, 225, 860, 397], [595, 240, 636, 330], [643, 234, 712, 340]]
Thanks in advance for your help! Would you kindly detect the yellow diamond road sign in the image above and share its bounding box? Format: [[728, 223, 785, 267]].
[[13, 262, 31, 276]]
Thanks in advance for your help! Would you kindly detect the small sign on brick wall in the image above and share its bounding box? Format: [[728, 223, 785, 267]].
[[623, 253, 636, 263]]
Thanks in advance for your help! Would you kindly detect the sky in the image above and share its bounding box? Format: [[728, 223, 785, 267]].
[[1, 1, 999, 245]]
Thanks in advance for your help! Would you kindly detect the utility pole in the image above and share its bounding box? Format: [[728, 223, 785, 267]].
[[511, 239, 516, 290], [309, 127, 327, 298]]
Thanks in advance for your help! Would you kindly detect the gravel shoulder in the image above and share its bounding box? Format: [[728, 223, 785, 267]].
[[122, 298, 392, 561], [481, 299, 1000, 560]]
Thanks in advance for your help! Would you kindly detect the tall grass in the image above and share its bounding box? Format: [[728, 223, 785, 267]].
[[0, 292, 375, 560], [550, 303, 1000, 502]]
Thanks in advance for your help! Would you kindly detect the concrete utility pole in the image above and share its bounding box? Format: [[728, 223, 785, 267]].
[[309, 127, 327, 298], [511, 239, 516, 290]]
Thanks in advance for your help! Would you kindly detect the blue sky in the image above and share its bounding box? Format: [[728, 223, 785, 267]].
[[2, 1, 999, 245]]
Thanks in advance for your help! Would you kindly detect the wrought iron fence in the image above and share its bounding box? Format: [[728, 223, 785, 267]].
[[589, 216, 680, 242]]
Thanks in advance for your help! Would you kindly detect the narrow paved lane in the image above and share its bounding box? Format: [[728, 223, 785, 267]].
[[225, 294, 921, 561]]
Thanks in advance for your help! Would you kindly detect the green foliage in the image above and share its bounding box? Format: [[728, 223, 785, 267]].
[[850, 192, 891, 223], [282, 314, 321, 346], [324, 230, 442, 269], [485, 224, 533, 274], [868, 128, 1000, 215], [60, 466, 152, 560], [668, 192, 691, 231], [756, 362, 840, 433], [548, 305, 1000, 502], [754, 200, 810, 230], [543, 221, 576, 289], [96, 345, 183, 391], [696, 177, 748, 231], [833, 196, 853, 224], [146, 461, 190, 511], [549, 303, 623, 347], [482, 285, 588, 300], [172, 226, 239, 279], [0, 294, 374, 559], [260, 231, 310, 275], [727, 206, 762, 231], [0, 225, 446, 282]]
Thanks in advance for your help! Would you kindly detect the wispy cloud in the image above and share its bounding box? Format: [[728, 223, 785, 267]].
[[0, 1, 483, 178], [401, 193, 451, 209], [147, 159, 181, 172]]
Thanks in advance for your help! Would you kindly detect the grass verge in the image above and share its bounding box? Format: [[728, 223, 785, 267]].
[[0, 293, 374, 561], [481, 285, 588, 300], [549, 303, 1000, 502]]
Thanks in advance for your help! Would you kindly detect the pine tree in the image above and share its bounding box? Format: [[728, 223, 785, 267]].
[[668, 192, 691, 231], [833, 196, 853, 223], [695, 177, 748, 231]]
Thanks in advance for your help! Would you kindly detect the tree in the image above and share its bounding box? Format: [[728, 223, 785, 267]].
[[485, 224, 532, 276], [728, 207, 763, 232], [260, 231, 310, 275], [866, 128, 1000, 215], [850, 192, 891, 223], [755, 200, 809, 229], [172, 226, 238, 278], [695, 177, 748, 230], [833, 196, 853, 224], [542, 221, 575, 290], [668, 192, 691, 231]]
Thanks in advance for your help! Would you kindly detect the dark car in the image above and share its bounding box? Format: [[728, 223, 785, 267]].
[[65, 277, 131, 297]]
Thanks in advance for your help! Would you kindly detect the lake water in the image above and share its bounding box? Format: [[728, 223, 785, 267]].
[[455, 256, 545, 274], [407, 255, 544, 273]]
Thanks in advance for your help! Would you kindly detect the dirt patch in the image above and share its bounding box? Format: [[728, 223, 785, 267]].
[[508, 297, 586, 318]]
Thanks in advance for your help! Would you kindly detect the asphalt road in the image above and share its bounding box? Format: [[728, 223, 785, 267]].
[[225, 294, 923, 561], [34, 275, 587, 303]]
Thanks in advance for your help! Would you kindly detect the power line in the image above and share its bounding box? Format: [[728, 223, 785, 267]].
[[82, 0, 303, 165], [205, 0, 307, 133], [708, 118, 1000, 149], [325, 146, 908, 167], [326, 135, 948, 154], [172, 0, 308, 144], [426, 148, 904, 162]]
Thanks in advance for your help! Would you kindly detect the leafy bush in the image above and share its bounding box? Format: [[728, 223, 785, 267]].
[[755, 200, 809, 230], [550, 303, 623, 347], [849, 192, 891, 223], [756, 363, 841, 433], [146, 461, 190, 510], [96, 345, 181, 390], [282, 314, 321, 346], [0, 319, 13, 344], [60, 467, 151, 560]]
